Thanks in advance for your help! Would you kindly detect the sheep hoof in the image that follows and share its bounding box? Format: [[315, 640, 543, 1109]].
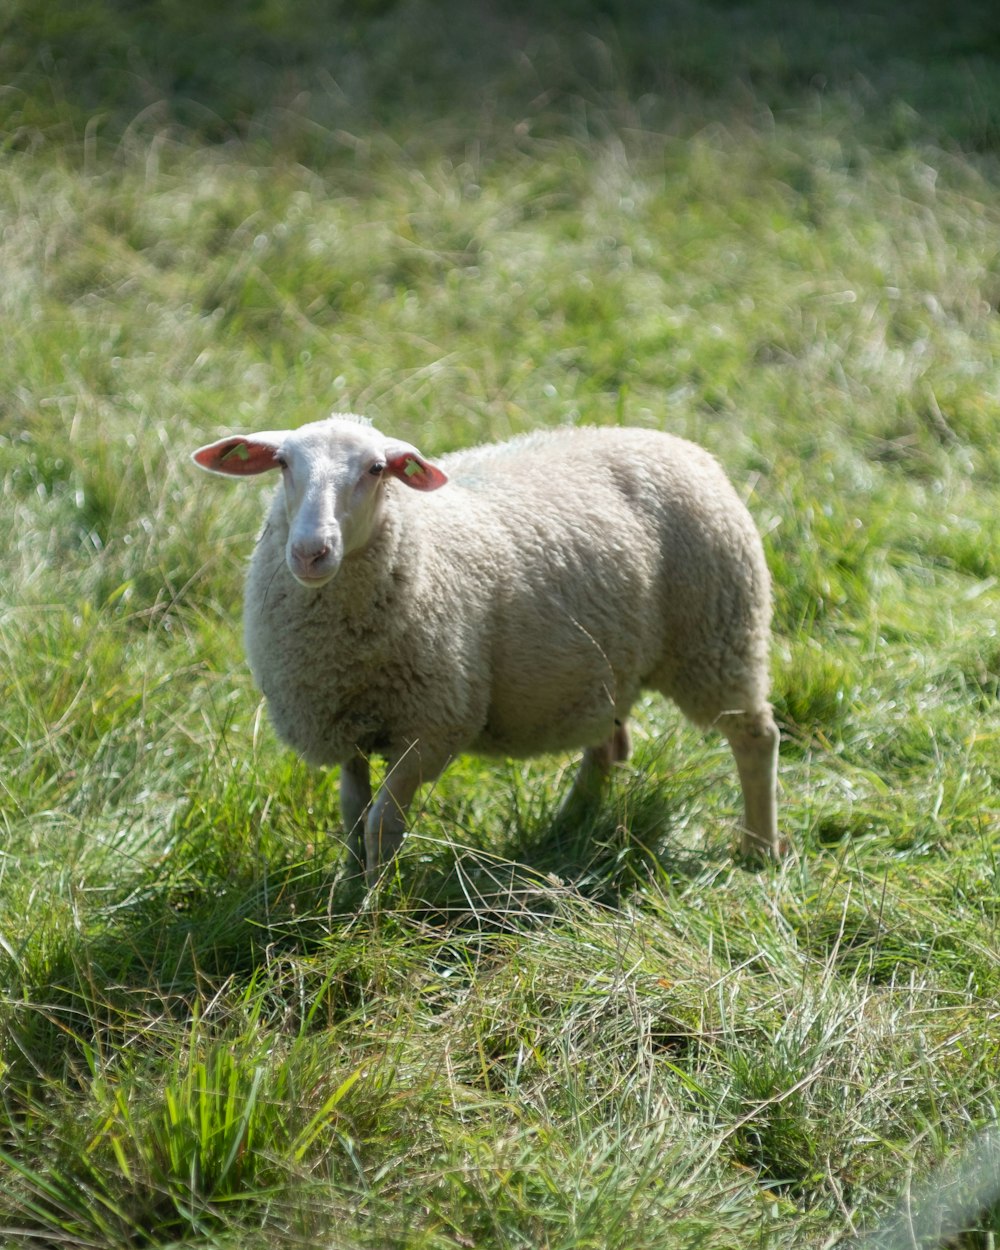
[[738, 830, 788, 865]]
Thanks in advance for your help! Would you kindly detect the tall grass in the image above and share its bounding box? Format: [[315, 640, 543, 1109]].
[[2, 2, 1000, 1246]]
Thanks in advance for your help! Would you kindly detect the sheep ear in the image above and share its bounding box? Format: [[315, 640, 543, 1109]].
[[192, 435, 283, 477], [385, 446, 448, 491]]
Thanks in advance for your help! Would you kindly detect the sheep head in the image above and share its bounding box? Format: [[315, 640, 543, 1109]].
[[192, 414, 448, 588]]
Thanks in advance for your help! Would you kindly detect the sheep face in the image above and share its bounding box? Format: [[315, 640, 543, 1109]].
[[192, 416, 448, 588]]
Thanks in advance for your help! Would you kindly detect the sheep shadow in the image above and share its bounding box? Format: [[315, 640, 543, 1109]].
[[376, 760, 746, 934], [0, 761, 752, 1098]]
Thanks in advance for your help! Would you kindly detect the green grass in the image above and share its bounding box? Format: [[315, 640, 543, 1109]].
[[2, 2, 1000, 1246]]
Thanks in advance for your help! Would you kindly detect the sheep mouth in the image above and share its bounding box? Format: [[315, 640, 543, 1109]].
[[288, 562, 340, 589]]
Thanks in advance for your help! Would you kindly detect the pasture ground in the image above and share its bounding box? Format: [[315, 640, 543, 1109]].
[[2, 2, 1000, 1245]]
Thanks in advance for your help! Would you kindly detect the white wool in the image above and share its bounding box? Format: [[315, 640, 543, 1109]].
[[194, 416, 781, 881]]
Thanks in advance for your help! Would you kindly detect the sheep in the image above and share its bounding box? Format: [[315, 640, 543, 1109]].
[[193, 414, 781, 882]]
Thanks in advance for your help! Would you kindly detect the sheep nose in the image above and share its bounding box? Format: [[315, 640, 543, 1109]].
[[290, 539, 333, 578]]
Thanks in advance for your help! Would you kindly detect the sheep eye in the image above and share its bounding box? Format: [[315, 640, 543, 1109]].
[[369, 460, 386, 476]]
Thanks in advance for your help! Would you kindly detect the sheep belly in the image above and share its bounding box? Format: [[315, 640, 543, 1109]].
[[471, 683, 633, 758], [471, 608, 648, 758]]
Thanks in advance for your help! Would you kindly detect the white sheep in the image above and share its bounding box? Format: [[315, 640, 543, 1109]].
[[193, 414, 781, 881]]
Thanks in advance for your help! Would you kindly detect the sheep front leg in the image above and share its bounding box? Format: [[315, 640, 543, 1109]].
[[722, 710, 781, 859], [364, 745, 446, 885], [340, 753, 372, 873], [561, 718, 632, 820]]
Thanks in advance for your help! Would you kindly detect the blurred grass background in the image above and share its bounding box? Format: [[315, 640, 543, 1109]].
[[4, 0, 1000, 151]]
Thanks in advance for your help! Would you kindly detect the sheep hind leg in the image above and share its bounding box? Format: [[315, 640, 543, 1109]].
[[561, 719, 632, 820], [719, 708, 781, 860]]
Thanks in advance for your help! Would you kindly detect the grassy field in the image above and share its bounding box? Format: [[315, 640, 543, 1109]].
[[2, 2, 1000, 1246]]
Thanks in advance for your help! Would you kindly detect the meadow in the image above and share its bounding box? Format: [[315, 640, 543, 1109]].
[[1, 1, 1000, 1245]]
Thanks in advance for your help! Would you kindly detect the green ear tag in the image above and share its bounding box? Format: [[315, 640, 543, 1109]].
[[403, 457, 423, 478], [221, 442, 250, 463]]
